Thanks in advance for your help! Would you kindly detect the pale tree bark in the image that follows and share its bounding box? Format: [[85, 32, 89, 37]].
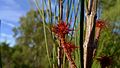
[[58, 46, 63, 68], [83, 0, 98, 68]]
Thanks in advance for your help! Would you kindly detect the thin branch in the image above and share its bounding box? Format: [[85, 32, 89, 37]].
[[59, 0, 63, 21], [58, 0, 63, 68]]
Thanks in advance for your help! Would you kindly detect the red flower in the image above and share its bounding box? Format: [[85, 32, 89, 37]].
[[96, 20, 105, 28], [62, 42, 78, 54], [52, 21, 71, 38]]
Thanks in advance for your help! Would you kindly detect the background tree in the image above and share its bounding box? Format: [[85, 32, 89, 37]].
[[12, 9, 56, 68], [0, 42, 12, 68]]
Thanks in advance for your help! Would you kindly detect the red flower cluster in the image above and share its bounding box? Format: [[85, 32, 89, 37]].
[[97, 56, 112, 67], [52, 21, 78, 67], [52, 21, 71, 38], [96, 20, 105, 28]]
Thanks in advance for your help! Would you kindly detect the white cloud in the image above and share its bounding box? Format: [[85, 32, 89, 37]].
[[1, 33, 13, 38], [1, 20, 15, 27]]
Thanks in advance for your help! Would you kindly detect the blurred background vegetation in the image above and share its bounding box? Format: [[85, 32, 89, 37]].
[[0, 0, 120, 68]]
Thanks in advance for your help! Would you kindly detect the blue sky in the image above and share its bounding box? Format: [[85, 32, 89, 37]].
[[0, 0, 31, 46], [0, 0, 57, 46], [0, 0, 80, 46]]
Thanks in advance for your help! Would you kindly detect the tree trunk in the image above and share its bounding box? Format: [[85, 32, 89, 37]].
[[83, 0, 98, 68]]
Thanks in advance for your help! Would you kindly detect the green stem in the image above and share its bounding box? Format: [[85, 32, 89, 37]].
[[34, 0, 51, 66], [63, 53, 66, 68]]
